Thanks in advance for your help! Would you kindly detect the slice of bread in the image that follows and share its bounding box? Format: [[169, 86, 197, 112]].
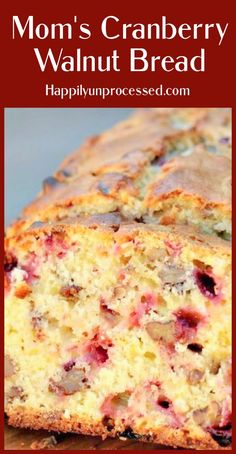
[[5, 215, 231, 449]]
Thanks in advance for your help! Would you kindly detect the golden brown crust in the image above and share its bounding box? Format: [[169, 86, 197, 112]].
[[146, 146, 231, 210], [5, 213, 231, 255], [6, 108, 232, 238], [6, 407, 230, 450]]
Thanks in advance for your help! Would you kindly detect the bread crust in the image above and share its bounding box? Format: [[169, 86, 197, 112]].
[[5, 214, 231, 255], [6, 108, 232, 238], [146, 146, 231, 210], [7, 407, 231, 450]]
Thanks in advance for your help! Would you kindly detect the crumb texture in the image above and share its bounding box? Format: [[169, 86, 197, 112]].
[[5, 108, 232, 450]]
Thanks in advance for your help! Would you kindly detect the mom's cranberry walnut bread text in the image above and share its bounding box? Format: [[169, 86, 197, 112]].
[[5, 108, 232, 449]]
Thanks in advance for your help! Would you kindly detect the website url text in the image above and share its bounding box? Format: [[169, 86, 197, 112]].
[[45, 83, 190, 100]]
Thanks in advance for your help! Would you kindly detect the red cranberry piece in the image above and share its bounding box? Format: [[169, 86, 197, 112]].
[[157, 397, 171, 409], [175, 308, 203, 341], [150, 380, 161, 388], [44, 234, 68, 258], [208, 424, 232, 447], [155, 393, 181, 428], [93, 346, 109, 363], [194, 269, 218, 299], [63, 360, 76, 372], [100, 301, 114, 316], [45, 235, 53, 248], [176, 308, 202, 328], [187, 343, 203, 353], [4, 253, 18, 272], [86, 333, 111, 366], [22, 252, 39, 283]]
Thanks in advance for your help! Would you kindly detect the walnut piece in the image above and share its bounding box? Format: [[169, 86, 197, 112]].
[[193, 401, 221, 426], [146, 321, 175, 343], [49, 368, 87, 395], [187, 369, 204, 385], [5, 386, 25, 404], [159, 264, 186, 285], [4, 355, 15, 378]]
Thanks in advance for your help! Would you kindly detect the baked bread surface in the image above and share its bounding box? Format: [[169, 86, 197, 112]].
[[5, 109, 232, 449]]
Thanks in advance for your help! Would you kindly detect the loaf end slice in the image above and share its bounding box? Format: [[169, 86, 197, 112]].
[[7, 108, 231, 240]]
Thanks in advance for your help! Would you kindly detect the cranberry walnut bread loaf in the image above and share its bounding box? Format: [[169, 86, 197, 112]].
[[5, 109, 232, 450]]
